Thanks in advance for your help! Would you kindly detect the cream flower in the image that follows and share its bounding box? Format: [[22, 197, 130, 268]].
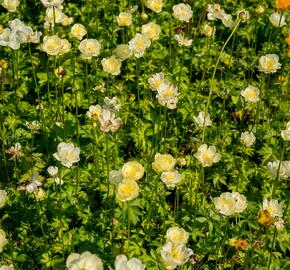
[[263, 199, 283, 218], [160, 171, 183, 188], [172, 3, 193, 22], [269, 12, 286, 27], [46, 6, 65, 24], [98, 109, 123, 132], [0, 265, 14, 270], [194, 144, 221, 167], [78, 39, 101, 59], [0, 190, 7, 208], [194, 112, 212, 128], [129, 33, 151, 58], [0, 229, 8, 253], [174, 34, 192, 47], [53, 142, 80, 168], [40, 0, 64, 7], [152, 153, 176, 172], [61, 16, 74, 26], [258, 54, 281, 74], [66, 251, 103, 270], [117, 12, 132, 27], [109, 170, 123, 185], [161, 242, 193, 269], [115, 44, 132, 61], [221, 14, 235, 28], [148, 72, 167, 90], [156, 82, 178, 109], [2, 0, 19, 12], [115, 254, 146, 270], [59, 38, 71, 55], [116, 179, 139, 202], [213, 192, 247, 216], [207, 4, 225, 20], [166, 227, 189, 246], [101, 56, 122, 76], [281, 121, 290, 141], [241, 85, 260, 103], [122, 161, 144, 181], [71, 23, 87, 40], [42, 35, 63, 55], [47, 166, 58, 176], [141, 22, 161, 41], [267, 160, 290, 179], [87, 105, 102, 120], [146, 0, 163, 13], [202, 24, 215, 37], [240, 131, 256, 147]]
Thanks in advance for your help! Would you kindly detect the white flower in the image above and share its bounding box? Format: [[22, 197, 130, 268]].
[[263, 199, 283, 218], [66, 251, 103, 270], [267, 160, 290, 179], [53, 142, 80, 168], [115, 254, 146, 270], [213, 192, 247, 216], [78, 39, 101, 59], [0, 28, 20, 50], [174, 34, 192, 47], [152, 153, 176, 172], [156, 82, 178, 109], [47, 166, 58, 176], [0, 229, 8, 253], [25, 173, 42, 193], [207, 4, 225, 20], [281, 122, 290, 141], [40, 0, 64, 7], [241, 85, 260, 103], [202, 24, 215, 37], [45, 6, 65, 24], [269, 12, 286, 27], [117, 12, 132, 27], [141, 22, 161, 41], [101, 56, 122, 76], [42, 35, 63, 55], [54, 177, 63, 185], [2, 0, 19, 12], [148, 72, 167, 90], [274, 218, 285, 231], [103, 97, 121, 112], [129, 33, 151, 58], [115, 44, 132, 61], [258, 54, 281, 74], [0, 190, 7, 208], [194, 112, 212, 128], [98, 109, 123, 133], [71, 23, 87, 40], [146, 0, 163, 13], [165, 227, 189, 246], [116, 179, 139, 202], [240, 131, 256, 147], [161, 242, 193, 269], [0, 265, 14, 270], [122, 161, 144, 181], [160, 171, 183, 188], [194, 144, 221, 167], [172, 3, 193, 22], [221, 14, 235, 28], [87, 105, 102, 120]]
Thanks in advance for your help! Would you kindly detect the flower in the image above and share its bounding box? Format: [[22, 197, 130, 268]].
[[172, 3, 193, 22], [2, 0, 19, 12], [66, 251, 103, 270], [61, 16, 74, 26], [221, 14, 235, 28], [156, 82, 178, 109], [0, 229, 8, 253], [109, 170, 123, 185], [269, 12, 287, 27], [71, 23, 87, 40], [258, 210, 273, 226], [103, 97, 121, 111], [5, 142, 21, 160], [229, 238, 248, 251], [241, 85, 260, 103], [42, 35, 63, 55], [129, 33, 151, 58], [47, 166, 58, 176], [276, 0, 290, 10], [59, 38, 71, 55], [116, 179, 139, 202], [174, 34, 192, 47], [45, 6, 65, 24], [213, 192, 247, 216], [0, 265, 14, 270], [115, 254, 145, 270], [161, 242, 193, 269], [87, 105, 102, 120], [207, 4, 225, 20], [237, 9, 250, 22], [255, 5, 265, 14], [0, 190, 7, 208], [53, 142, 80, 168], [78, 39, 101, 59], [146, 0, 163, 13], [286, 35, 290, 47], [281, 121, 290, 140], [98, 109, 123, 132], [115, 44, 132, 61], [267, 160, 290, 179], [101, 56, 122, 76], [202, 24, 215, 37], [263, 199, 283, 218], [160, 171, 183, 188], [122, 161, 144, 181], [194, 144, 220, 167], [258, 54, 281, 74], [274, 218, 285, 231], [117, 12, 132, 27], [194, 112, 212, 128], [152, 153, 176, 172], [141, 22, 161, 41], [240, 131, 256, 147], [40, 0, 64, 7], [148, 72, 167, 90], [166, 227, 189, 246]]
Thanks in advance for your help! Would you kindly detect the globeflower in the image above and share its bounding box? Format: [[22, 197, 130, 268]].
[[71, 23, 87, 40], [174, 34, 192, 47], [115, 44, 132, 61], [53, 142, 80, 168], [156, 82, 178, 109], [241, 85, 260, 103], [160, 171, 183, 188], [66, 251, 103, 270], [281, 121, 290, 140], [2, 0, 19, 12], [263, 199, 283, 218], [40, 0, 64, 7], [116, 179, 139, 202], [117, 12, 132, 27], [194, 144, 221, 167], [207, 4, 225, 20], [148, 72, 167, 90], [78, 39, 101, 59], [258, 54, 281, 74], [146, 0, 163, 13], [0, 190, 7, 208], [269, 12, 287, 27], [42, 35, 63, 55], [240, 131, 256, 147], [165, 227, 189, 246], [141, 22, 161, 41], [129, 33, 151, 58], [194, 112, 212, 128], [152, 153, 176, 172], [115, 254, 145, 270], [0, 229, 8, 253], [172, 3, 193, 22], [101, 56, 122, 76], [122, 161, 144, 181]]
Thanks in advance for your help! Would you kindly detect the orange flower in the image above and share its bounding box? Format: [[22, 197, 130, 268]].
[[258, 210, 273, 226], [286, 35, 290, 47], [276, 0, 290, 10], [234, 239, 248, 251]]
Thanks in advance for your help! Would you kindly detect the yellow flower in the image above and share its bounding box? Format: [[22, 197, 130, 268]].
[[146, 0, 163, 13], [0, 229, 8, 252], [152, 153, 176, 172], [115, 44, 132, 61], [71, 23, 87, 40], [116, 179, 139, 202], [194, 144, 220, 167], [166, 227, 189, 246], [117, 12, 132, 27], [241, 85, 260, 103], [122, 161, 144, 181], [42, 35, 63, 55], [78, 39, 101, 59], [141, 22, 161, 41], [172, 3, 193, 22], [2, 0, 19, 12], [258, 210, 273, 226], [101, 56, 122, 76]]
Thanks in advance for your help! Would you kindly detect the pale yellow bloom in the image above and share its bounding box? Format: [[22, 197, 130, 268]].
[[146, 0, 163, 13], [42, 35, 63, 55], [160, 171, 183, 188], [122, 161, 144, 181], [172, 3, 193, 22], [0, 229, 8, 253], [101, 56, 122, 76], [78, 39, 101, 59], [194, 144, 220, 167], [129, 33, 151, 58], [166, 227, 189, 246], [141, 22, 161, 41], [263, 199, 283, 218], [115, 44, 132, 61], [2, 0, 19, 12], [117, 12, 132, 27], [116, 179, 139, 202], [71, 23, 87, 40], [241, 85, 260, 103], [258, 54, 281, 74], [152, 153, 176, 172]]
